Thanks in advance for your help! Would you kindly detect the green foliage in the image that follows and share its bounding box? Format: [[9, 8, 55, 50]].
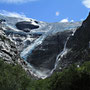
[[0, 59, 32, 90], [48, 63, 90, 90], [0, 58, 90, 90]]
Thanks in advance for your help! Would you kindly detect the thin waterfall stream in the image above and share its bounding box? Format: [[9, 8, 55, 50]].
[[49, 29, 76, 75]]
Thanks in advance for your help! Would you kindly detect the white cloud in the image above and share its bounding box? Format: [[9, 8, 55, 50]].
[[0, 10, 27, 18], [0, 0, 37, 4], [70, 20, 74, 22], [0, 10, 31, 21], [82, 0, 90, 8], [56, 11, 60, 16], [60, 18, 69, 23]]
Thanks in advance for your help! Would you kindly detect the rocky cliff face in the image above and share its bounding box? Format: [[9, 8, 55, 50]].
[[57, 13, 90, 70], [0, 25, 19, 63], [67, 13, 90, 49]]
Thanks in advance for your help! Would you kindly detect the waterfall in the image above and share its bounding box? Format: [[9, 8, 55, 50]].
[[49, 29, 76, 75]]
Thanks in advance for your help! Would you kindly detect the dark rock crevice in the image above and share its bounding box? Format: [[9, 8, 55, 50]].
[[16, 21, 39, 32]]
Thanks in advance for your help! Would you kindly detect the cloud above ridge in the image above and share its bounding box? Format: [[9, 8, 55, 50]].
[[82, 0, 90, 8], [0, 10, 32, 21], [0, 10, 27, 18], [60, 18, 69, 22]]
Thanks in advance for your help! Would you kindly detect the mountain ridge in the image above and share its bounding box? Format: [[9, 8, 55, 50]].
[[0, 13, 89, 79]]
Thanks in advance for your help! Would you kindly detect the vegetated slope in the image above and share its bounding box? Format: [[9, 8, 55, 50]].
[[0, 58, 90, 90], [0, 58, 32, 90], [0, 14, 81, 78]]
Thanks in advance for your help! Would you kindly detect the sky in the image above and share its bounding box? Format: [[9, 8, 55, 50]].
[[0, 0, 89, 22]]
